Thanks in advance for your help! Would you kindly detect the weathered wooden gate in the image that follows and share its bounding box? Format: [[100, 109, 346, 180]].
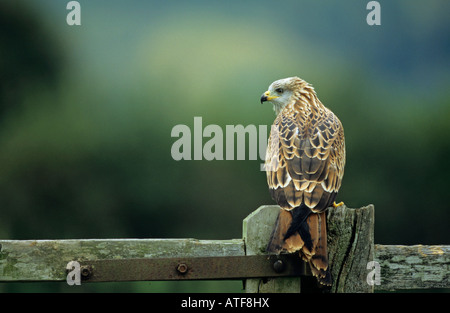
[[1, 205, 448, 292]]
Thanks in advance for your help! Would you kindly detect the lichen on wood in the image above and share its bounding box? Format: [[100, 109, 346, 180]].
[[374, 244, 450, 290], [0, 239, 244, 281]]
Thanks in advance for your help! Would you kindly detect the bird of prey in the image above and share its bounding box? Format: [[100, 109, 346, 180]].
[[260, 76, 345, 286]]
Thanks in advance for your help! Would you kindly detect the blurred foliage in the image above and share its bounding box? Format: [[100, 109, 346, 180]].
[[0, 1, 63, 119], [0, 0, 449, 292]]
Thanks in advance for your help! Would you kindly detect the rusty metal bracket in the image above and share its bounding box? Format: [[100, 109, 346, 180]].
[[78, 254, 310, 282]]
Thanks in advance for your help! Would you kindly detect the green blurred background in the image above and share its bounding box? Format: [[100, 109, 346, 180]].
[[0, 0, 449, 292]]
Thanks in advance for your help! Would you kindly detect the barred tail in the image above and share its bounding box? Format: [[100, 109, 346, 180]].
[[266, 205, 331, 286]]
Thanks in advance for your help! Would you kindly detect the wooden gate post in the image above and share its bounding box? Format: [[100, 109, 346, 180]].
[[243, 205, 302, 292], [243, 204, 375, 293], [327, 204, 375, 292]]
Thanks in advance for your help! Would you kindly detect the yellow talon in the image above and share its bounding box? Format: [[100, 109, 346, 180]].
[[333, 201, 344, 208]]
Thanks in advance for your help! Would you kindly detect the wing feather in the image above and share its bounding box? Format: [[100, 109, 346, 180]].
[[265, 99, 345, 213]]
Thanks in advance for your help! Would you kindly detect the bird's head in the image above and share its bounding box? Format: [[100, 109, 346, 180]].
[[260, 76, 308, 115]]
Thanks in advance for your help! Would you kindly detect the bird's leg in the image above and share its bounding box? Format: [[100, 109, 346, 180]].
[[332, 201, 344, 208]]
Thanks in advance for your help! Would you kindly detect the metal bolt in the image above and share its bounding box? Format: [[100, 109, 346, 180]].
[[80, 266, 92, 278], [273, 260, 285, 273], [177, 263, 188, 274]]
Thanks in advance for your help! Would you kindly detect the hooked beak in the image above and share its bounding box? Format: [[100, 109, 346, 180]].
[[260, 90, 279, 104]]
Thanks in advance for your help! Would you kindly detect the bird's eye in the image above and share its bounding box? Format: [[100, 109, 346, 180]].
[[275, 88, 284, 94]]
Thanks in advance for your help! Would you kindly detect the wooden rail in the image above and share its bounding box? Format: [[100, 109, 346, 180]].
[[0, 205, 448, 292]]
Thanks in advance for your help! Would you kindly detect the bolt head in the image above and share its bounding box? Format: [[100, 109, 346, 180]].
[[177, 263, 188, 274], [273, 260, 285, 273], [80, 266, 92, 278]]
